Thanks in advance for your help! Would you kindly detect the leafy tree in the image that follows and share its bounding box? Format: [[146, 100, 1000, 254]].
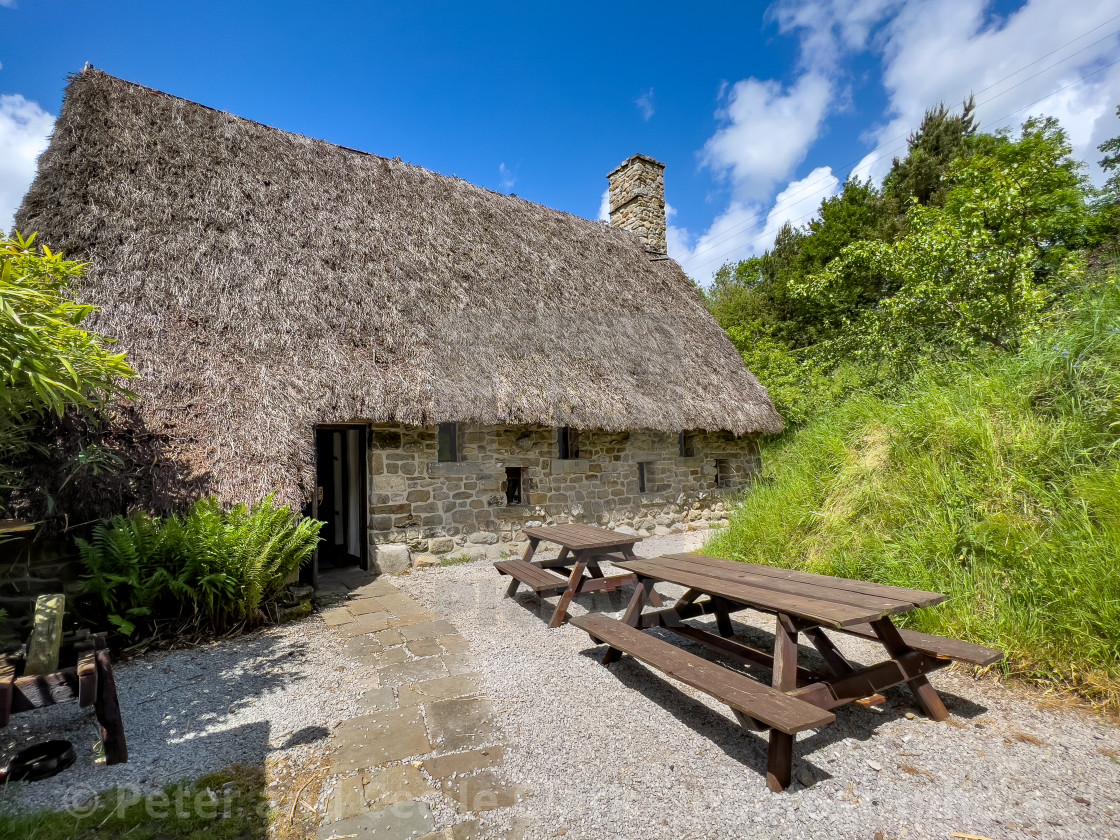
[[1094, 105, 1120, 237], [803, 117, 1089, 357], [882, 97, 978, 219], [0, 232, 133, 502]]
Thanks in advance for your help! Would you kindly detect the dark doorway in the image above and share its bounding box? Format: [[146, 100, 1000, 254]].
[[312, 425, 368, 573]]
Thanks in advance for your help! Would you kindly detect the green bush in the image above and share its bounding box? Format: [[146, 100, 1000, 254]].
[[706, 276, 1120, 707], [0, 232, 133, 503], [77, 495, 322, 637]]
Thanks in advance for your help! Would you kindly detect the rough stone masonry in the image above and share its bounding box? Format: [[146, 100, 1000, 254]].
[[607, 153, 667, 255], [367, 424, 760, 573]]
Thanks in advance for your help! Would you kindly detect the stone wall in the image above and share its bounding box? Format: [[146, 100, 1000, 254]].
[[366, 424, 761, 573], [607, 154, 667, 255]]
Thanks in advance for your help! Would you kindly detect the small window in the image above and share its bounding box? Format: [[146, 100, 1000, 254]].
[[505, 466, 523, 505], [638, 461, 653, 493], [558, 427, 580, 459], [437, 422, 459, 462], [715, 458, 733, 488], [679, 432, 696, 457]]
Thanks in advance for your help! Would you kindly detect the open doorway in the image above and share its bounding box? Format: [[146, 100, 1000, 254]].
[[313, 425, 368, 572]]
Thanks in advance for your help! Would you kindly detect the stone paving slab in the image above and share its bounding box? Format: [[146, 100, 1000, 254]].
[[378, 655, 450, 686], [322, 607, 354, 627], [326, 765, 436, 822], [400, 618, 459, 640], [422, 746, 505, 780], [442, 770, 525, 813], [398, 675, 481, 708], [425, 698, 497, 752], [348, 598, 389, 616], [319, 570, 523, 839], [331, 707, 432, 771], [318, 800, 434, 840], [360, 685, 398, 712], [406, 637, 444, 657]]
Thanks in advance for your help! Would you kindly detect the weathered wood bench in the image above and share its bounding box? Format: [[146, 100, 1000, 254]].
[[571, 613, 835, 790], [2, 631, 128, 765], [836, 623, 1003, 667], [494, 559, 570, 597]]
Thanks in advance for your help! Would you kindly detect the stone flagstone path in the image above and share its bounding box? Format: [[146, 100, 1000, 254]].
[[316, 574, 529, 840]]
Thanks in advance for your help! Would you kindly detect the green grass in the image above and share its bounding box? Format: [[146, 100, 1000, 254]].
[[706, 275, 1120, 708], [0, 766, 269, 840]]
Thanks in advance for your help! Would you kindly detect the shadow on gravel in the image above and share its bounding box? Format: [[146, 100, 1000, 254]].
[[572, 612, 992, 787]]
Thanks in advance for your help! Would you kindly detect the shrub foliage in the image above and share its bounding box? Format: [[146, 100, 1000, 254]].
[[77, 495, 322, 637]]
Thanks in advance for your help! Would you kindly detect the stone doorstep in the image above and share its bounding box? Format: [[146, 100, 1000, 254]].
[[349, 578, 403, 598]]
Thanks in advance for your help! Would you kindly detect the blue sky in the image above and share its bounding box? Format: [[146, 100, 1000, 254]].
[[2, 0, 1119, 283]]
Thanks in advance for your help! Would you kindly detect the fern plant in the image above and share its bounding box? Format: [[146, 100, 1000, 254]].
[[76, 495, 321, 638]]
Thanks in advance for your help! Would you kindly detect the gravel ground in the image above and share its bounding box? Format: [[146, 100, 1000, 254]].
[[0, 614, 363, 816], [394, 532, 1120, 840]]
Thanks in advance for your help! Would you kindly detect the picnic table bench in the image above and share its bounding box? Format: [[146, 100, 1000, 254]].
[[494, 524, 660, 628], [571, 552, 1002, 791]]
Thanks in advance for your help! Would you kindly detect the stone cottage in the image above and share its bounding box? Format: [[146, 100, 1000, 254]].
[[16, 68, 783, 582]]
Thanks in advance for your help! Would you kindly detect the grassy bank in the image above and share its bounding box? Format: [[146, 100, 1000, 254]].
[[706, 277, 1120, 708]]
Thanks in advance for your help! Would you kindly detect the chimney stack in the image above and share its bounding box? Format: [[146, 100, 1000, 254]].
[[607, 154, 667, 255]]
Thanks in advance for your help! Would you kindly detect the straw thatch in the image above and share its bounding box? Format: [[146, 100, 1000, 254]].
[[16, 68, 782, 508]]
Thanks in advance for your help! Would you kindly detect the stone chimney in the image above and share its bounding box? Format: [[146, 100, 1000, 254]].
[[607, 154, 667, 255]]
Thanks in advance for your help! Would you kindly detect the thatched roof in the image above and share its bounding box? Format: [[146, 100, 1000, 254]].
[[16, 68, 782, 507]]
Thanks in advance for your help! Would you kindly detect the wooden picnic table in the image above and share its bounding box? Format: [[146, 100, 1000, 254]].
[[572, 552, 1001, 791], [494, 523, 661, 628]]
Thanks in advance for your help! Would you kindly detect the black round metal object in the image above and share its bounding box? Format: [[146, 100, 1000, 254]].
[[0, 740, 77, 784]]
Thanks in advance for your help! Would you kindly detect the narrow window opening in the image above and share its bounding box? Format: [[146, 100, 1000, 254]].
[[437, 422, 459, 462], [505, 466, 523, 505], [679, 432, 696, 457], [715, 458, 733, 488], [558, 427, 580, 459], [638, 461, 653, 493]]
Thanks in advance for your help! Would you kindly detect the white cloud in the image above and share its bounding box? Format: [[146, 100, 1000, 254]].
[[771, 0, 904, 69], [846, 0, 1120, 183], [670, 166, 840, 282], [0, 94, 55, 235], [598, 187, 610, 222], [0, 0, 17, 9], [702, 72, 832, 201], [498, 162, 516, 191], [635, 88, 655, 121]]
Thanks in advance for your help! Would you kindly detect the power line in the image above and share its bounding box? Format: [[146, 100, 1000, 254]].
[[681, 18, 1120, 268]]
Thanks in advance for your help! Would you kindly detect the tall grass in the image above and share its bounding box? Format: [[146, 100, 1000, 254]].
[[707, 276, 1120, 707]]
